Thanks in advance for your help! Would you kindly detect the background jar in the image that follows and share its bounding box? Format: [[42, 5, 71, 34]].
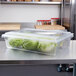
[[51, 18, 59, 25]]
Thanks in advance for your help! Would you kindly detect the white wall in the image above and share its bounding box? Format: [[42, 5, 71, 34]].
[[0, 4, 60, 23]]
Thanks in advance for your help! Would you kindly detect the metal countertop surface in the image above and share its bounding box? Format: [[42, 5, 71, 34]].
[[0, 40, 76, 64]]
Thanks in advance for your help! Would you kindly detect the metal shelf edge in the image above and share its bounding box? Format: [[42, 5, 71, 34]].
[[0, 1, 62, 5]]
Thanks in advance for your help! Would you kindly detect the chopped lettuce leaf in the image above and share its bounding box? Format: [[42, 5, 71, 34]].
[[22, 39, 39, 51], [37, 41, 57, 52], [9, 38, 57, 53], [9, 38, 23, 48]]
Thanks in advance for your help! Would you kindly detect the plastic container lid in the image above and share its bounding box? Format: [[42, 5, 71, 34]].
[[2, 29, 73, 43]]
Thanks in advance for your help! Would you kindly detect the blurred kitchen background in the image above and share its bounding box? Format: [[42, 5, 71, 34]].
[[0, 0, 75, 76]]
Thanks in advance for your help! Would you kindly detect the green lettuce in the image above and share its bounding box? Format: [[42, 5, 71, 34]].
[[9, 38, 57, 53], [9, 38, 23, 48], [37, 41, 57, 53], [22, 39, 39, 51]]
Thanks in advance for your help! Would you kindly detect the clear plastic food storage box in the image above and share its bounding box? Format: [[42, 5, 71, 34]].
[[2, 29, 73, 55]]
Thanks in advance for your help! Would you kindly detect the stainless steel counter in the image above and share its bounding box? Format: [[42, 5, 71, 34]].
[[0, 40, 75, 64]]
